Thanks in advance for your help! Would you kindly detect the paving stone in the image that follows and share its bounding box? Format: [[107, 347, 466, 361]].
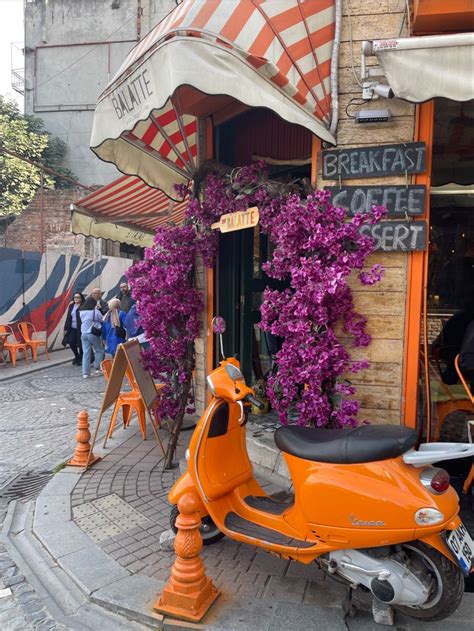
[[263, 575, 307, 603], [247, 551, 289, 576]]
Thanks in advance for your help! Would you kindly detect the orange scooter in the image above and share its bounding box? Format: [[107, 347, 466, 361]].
[[169, 318, 474, 622]]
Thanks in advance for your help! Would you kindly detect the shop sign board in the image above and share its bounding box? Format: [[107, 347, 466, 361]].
[[359, 220, 427, 252], [212, 207, 259, 233], [322, 142, 426, 179], [325, 185, 426, 216]]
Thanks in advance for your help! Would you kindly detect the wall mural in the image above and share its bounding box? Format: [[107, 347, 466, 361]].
[[0, 248, 132, 351]]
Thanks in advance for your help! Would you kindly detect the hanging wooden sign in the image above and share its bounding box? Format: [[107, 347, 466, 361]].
[[322, 142, 426, 180], [211, 207, 259, 233], [325, 185, 426, 216], [359, 220, 427, 252]]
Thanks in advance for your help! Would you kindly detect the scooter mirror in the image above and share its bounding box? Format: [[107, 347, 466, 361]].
[[225, 364, 244, 382], [211, 316, 226, 334], [211, 316, 226, 359]]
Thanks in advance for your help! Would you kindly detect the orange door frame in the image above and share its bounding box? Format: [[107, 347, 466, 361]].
[[205, 117, 214, 403], [402, 101, 435, 428]]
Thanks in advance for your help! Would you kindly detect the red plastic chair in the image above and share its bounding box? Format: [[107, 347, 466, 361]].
[[18, 322, 49, 362], [0, 324, 30, 366]]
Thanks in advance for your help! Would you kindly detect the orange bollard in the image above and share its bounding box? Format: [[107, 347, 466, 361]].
[[154, 493, 220, 622], [68, 410, 100, 467]]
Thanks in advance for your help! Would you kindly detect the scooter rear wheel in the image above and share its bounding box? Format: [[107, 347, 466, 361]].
[[394, 541, 464, 621], [169, 505, 225, 546]]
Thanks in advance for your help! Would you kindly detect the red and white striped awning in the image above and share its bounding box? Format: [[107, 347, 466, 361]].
[[91, 0, 338, 199], [71, 175, 188, 246]]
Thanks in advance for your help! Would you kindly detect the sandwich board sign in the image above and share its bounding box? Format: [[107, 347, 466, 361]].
[[87, 340, 165, 467]]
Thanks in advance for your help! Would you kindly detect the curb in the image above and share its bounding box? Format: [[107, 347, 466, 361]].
[[0, 352, 70, 382]]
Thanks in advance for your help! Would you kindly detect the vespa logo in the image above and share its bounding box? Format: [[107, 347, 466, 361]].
[[350, 513, 385, 527]]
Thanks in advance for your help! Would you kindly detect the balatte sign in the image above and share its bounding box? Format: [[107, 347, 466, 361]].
[[360, 221, 427, 252], [322, 142, 426, 179], [212, 207, 259, 233], [325, 185, 426, 216]]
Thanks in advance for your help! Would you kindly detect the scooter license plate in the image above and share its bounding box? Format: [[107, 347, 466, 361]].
[[447, 522, 474, 575]]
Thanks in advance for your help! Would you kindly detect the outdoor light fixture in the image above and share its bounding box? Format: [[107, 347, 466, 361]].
[[355, 108, 392, 124]]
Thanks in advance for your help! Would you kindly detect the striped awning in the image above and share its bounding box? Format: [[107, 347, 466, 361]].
[[91, 0, 338, 199], [71, 175, 188, 246]]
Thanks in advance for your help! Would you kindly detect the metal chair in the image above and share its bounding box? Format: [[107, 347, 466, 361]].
[[0, 324, 30, 366], [18, 322, 49, 362], [100, 359, 149, 442], [454, 354, 474, 495]]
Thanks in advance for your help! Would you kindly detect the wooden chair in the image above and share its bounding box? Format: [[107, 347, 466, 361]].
[[100, 358, 148, 441], [0, 324, 30, 366], [18, 322, 49, 362], [454, 354, 474, 495]]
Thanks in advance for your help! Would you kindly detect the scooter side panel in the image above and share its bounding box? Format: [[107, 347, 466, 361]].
[[283, 452, 459, 539]]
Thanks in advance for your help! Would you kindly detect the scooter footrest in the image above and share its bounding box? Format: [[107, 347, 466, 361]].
[[244, 494, 293, 515], [224, 512, 314, 548]]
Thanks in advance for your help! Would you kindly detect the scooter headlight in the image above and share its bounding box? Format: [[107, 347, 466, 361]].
[[206, 375, 215, 396], [415, 508, 445, 526]]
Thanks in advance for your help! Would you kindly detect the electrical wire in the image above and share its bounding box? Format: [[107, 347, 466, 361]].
[[35, 13, 138, 90], [345, 0, 363, 88], [345, 97, 366, 119]]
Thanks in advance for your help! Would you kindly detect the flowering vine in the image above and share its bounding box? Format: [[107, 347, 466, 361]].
[[258, 189, 386, 427], [129, 162, 386, 466]]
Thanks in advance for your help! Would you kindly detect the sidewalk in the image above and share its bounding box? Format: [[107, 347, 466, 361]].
[[0, 348, 71, 382], [3, 421, 473, 630]]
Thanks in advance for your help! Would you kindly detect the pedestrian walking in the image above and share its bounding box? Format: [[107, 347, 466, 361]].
[[91, 287, 108, 315], [62, 292, 84, 365], [102, 298, 127, 356], [116, 281, 135, 313], [79, 296, 105, 378]]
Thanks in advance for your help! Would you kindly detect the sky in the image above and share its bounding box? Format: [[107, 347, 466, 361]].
[[0, 0, 24, 109]]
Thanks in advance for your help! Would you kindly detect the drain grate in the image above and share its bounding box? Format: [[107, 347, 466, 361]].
[[0, 471, 53, 503]]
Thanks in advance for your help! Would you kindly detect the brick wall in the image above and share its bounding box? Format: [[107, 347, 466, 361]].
[[318, 1, 413, 424], [1, 188, 93, 256]]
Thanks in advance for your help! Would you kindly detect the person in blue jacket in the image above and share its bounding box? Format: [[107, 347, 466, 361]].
[[102, 298, 127, 356]]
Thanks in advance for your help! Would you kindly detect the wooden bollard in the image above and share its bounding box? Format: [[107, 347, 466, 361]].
[[154, 493, 220, 622], [68, 410, 100, 467]]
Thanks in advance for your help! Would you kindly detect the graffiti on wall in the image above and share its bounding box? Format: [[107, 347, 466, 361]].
[[0, 248, 132, 351]]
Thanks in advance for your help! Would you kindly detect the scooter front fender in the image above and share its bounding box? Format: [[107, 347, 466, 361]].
[[168, 471, 207, 516]]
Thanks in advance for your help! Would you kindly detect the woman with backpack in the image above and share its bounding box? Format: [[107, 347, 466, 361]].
[[102, 298, 127, 357]]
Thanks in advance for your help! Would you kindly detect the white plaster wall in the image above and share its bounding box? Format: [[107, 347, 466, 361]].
[[24, 0, 177, 186]]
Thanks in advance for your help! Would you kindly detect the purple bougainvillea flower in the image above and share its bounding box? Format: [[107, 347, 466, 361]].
[[128, 163, 386, 428]]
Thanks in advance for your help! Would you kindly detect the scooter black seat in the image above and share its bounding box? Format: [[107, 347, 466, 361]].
[[274, 424, 418, 464]]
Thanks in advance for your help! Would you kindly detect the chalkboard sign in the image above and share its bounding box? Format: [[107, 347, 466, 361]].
[[124, 340, 158, 409], [325, 185, 426, 216], [322, 142, 426, 180], [87, 339, 165, 466], [359, 221, 427, 252]]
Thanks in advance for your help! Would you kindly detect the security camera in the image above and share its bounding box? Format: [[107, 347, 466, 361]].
[[362, 81, 394, 100], [372, 83, 394, 99]]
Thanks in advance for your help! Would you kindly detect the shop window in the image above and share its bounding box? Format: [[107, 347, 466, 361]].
[[421, 99, 474, 448]]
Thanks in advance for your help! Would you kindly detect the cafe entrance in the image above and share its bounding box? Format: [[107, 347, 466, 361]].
[[214, 108, 312, 386]]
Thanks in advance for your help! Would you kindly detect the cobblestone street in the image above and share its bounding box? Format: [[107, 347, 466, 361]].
[[0, 361, 112, 630]]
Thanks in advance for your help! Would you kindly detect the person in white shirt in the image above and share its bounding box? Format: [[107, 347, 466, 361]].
[[79, 296, 105, 378]]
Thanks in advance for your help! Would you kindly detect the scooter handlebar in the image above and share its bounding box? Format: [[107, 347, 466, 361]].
[[245, 394, 265, 410]]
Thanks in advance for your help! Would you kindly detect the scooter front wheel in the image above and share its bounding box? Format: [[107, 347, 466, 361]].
[[394, 541, 464, 621], [169, 505, 225, 546]]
